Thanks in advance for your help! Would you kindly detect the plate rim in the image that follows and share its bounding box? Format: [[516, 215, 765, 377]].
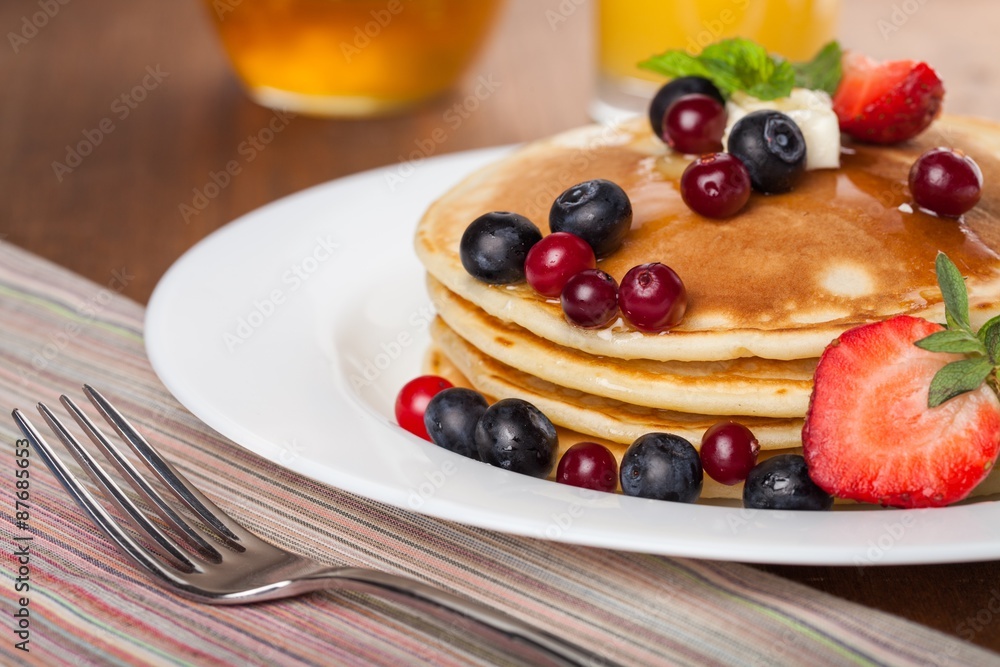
[[145, 146, 1000, 566]]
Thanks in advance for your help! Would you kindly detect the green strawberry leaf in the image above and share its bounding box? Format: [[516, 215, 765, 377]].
[[979, 315, 1000, 362], [914, 329, 987, 355], [791, 41, 843, 95], [936, 252, 972, 332], [638, 37, 836, 101], [916, 253, 1000, 407], [928, 356, 995, 408], [976, 314, 1000, 342]]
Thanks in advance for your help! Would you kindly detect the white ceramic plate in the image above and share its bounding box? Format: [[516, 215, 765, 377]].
[[146, 147, 1000, 565]]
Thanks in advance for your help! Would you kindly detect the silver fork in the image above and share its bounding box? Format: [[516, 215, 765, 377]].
[[13, 386, 613, 667]]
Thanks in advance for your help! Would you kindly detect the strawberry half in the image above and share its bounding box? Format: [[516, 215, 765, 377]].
[[803, 316, 1000, 508], [832, 52, 944, 144]]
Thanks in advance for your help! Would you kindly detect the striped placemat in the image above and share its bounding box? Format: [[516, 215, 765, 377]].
[[1, 241, 996, 666]]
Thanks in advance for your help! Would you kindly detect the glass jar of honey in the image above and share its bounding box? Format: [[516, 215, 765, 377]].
[[205, 0, 504, 117]]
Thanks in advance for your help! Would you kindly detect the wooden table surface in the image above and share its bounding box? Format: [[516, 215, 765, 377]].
[[4, 0, 1000, 656]]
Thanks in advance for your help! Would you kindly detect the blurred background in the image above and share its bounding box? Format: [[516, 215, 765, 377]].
[[1, 0, 999, 304]]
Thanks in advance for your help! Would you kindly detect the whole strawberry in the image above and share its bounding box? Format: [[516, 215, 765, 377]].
[[803, 254, 1000, 508], [833, 53, 944, 144]]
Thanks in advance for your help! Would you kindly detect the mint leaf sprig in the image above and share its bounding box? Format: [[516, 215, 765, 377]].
[[638, 38, 842, 101], [915, 252, 1000, 407], [790, 41, 843, 96]]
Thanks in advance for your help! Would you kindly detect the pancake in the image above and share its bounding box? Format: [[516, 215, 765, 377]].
[[428, 274, 816, 418], [423, 340, 1000, 504], [415, 115, 1000, 362], [429, 316, 804, 450], [421, 342, 790, 501]]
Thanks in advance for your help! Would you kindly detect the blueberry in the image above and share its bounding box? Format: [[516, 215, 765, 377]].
[[475, 398, 557, 477], [727, 110, 806, 194], [648, 76, 725, 140], [549, 179, 632, 258], [460, 212, 542, 284], [423, 388, 488, 459], [619, 433, 702, 503], [742, 454, 833, 511]]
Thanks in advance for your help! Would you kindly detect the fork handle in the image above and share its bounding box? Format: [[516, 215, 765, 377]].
[[309, 567, 615, 667]]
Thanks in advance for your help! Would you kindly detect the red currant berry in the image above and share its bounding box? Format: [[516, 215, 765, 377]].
[[663, 93, 727, 155], [680, 153, 751, 219], [556, 442, 619, 492], [909, 148, 983, 218], [700, 421, 760, 485], [525, 232, 597, 297], [649, 77, 724, 140], [395, 375, 453, 441], [618, 263, 687, 332], [560, 269, 619, 328]]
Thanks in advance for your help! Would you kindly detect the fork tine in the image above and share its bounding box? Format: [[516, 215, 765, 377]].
[[83, 385, 248, 546], [35, 402, 199, 568], [12, 408, 194, 577], [61, 395, 220, 559]]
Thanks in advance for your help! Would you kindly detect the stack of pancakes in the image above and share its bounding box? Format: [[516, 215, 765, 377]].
[[415, 115, 1000, 500]]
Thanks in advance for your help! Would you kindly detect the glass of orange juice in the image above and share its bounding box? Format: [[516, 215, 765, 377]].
[[593, 0, 840, 121], [203, 0, 504, 118]]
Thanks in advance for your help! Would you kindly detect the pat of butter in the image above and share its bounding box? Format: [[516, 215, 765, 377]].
[[723, 88, 841, 170]]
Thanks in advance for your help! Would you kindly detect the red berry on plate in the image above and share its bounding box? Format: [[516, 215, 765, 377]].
[[802, 316, 1000, 508], [395, 375, 453, 441], [618, 263, 687, 332], [909, 147, 983, 218], [560, 269, 619, 328], [663, 93, 727, 155], [832, 52, 944, 144], [649, 77, 725, 141], [700, 421, 760, 485], [525, 232, 597, 298], [680, 153, 752, 219], [556, 442, 619, 492]]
